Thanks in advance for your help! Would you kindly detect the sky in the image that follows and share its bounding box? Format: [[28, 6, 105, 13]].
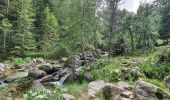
[[119, 0, 154, 13]]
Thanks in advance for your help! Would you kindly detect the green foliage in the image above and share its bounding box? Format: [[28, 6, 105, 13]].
[[11, 57, 31, 68], [41, 7, 58, 51], [23, 82, 87, 100], [159, 0, 170, 41], [139, 48, 170, 80], [25, 51, 45, 58], [125, 48, 157, 57], [45, 44, 71, 59], [14, 0, 36, 54], [90, 58, 122, 82], [16, 77, 34, 92], [143, 78, 167, 90], [157, 46, 170, 63]]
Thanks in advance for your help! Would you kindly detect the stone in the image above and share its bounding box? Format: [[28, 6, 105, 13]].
[[0, 63, 10, 78], [88, 80, 106, 98], [31, 80, 45, 91], [134, 80, 165, 100], [100, 51, 108, 58], [121, 91, 133, 98], [102, 83, 123, 100], [62, 94, 75, 100], [17, 64, 34, 70], [164, 75, 170, 85], [119, 98, 132, 100], [32, 58, 45, 64], [40, 75, 58, 83], [59, 57, 68, 63], [84, 73, 94, 82], [38, 63, 55, 74], [102, 82, 133, 100], [116, 82, 133, 91], [58, 74, 75, 85], [28, 69, 47, 79]]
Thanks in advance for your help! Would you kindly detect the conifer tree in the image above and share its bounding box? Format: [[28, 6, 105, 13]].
[[42, 7, 58, 51], [14, 0, 36, 54]]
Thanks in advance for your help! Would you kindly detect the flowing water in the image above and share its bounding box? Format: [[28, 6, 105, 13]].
[[0, 71, 29, 88]]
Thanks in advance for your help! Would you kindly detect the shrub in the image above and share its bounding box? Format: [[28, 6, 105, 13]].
[[23, 82, 88, 100], [90, 58, 121, 82], [157, 47, 170, 63], [142, 78, 167, 90], [45, 44, 72, 59], [25, 51, 45, 58], [140, 55, 170, 80], [11, 57, 31, 68]]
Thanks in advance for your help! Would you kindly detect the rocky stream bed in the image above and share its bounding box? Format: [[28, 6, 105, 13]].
[[0, 52, 170, 100]]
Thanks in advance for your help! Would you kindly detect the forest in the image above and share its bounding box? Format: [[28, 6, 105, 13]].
[[0, 0, 170, 100]]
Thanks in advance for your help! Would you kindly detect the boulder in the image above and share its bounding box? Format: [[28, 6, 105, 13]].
[[28, 69, 47, 79], [88, 80, 106, 98], [116, 82, 133, 91], [17, 64, 34, 70], [102, 83, 122, 100], [134, 80, 165, 100], [84, 73, 94, 82], [32, 58, 45, 64], [38, 63, 55, 74], [59, 57, 68, 63], [40, 75, 58, 83], [164, 75, 170, 88], [52, 68, 72, 78], [58, 74, 75, 85], [102, 82, 133, 100], [62, 94, 75, 100], [31, 80, 45, 91], [0, 63, 10, 78], [100, 51, 108, 58], [74, 60, 85, 67]]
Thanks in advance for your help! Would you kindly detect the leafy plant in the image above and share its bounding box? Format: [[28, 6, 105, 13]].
[[143, 78, 167, 90], [11, 57, 31, 68], [45, 44, 71, 59]]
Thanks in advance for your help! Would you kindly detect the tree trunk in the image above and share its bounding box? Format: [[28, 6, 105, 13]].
[[108, 8, 115, 59], [128, 28, 134, 51], [3, 29, 7, 53], [6, 0, 9, 15]]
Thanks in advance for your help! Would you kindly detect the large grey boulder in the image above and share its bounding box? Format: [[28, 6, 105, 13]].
[[38, 63, 55, 74], [102, 82, 133, 100], [102, 83, 122, 100], [88, 80, 106, 98], [134, 80, 165, 100], [28, 69, 47, 79]]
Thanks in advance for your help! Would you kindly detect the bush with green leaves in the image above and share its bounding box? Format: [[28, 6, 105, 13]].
[[89, 58, 123, 82], [25, 51, 45, 58], [140, 54, 170, 80], [142, 78, 167, 90], [45, 44, 72, 59], [157, 46, 170, 63], [11, 57, 31, 68]]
